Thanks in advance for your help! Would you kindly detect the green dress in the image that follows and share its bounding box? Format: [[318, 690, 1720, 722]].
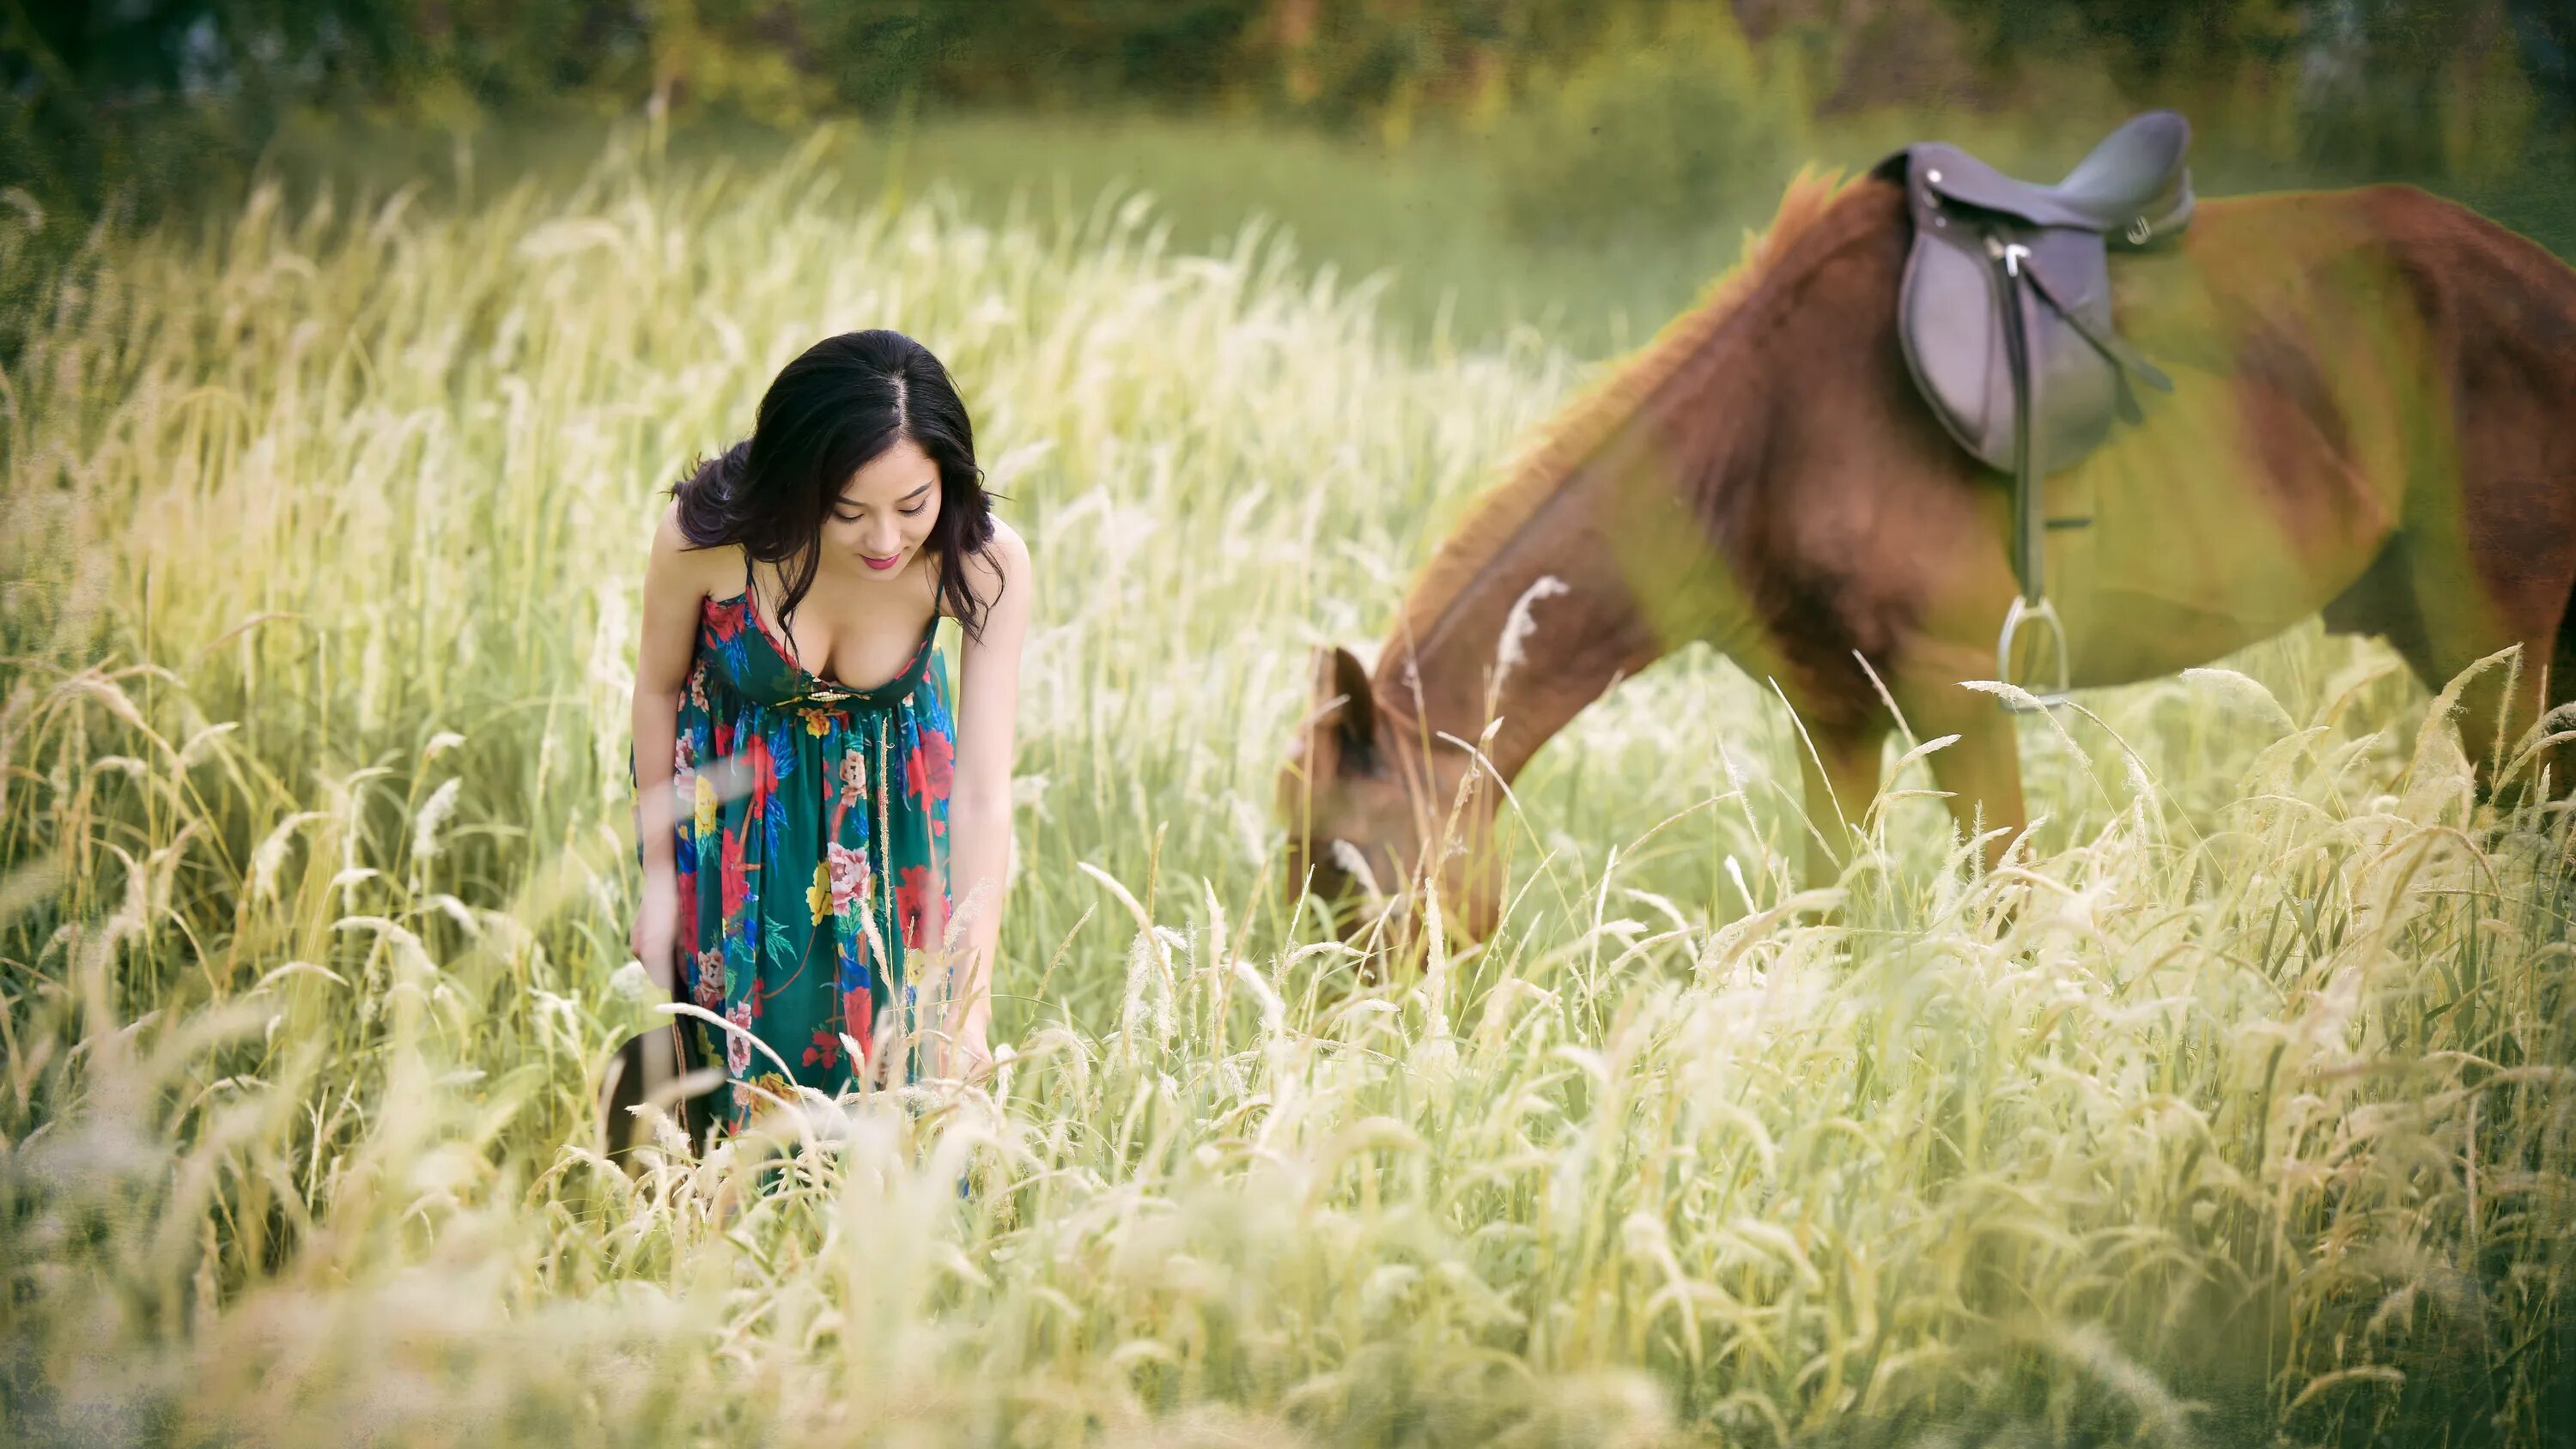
[[634, 552, 955, 1142]]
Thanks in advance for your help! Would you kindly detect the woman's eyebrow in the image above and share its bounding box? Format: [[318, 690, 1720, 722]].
[[835, 479, 936, 511]]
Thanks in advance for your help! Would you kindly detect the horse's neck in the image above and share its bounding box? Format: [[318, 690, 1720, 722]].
[[1376, 224, 1804, 780], [1377, 488, 1680, 782]]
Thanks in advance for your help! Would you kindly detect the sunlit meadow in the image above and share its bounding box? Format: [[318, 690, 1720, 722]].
[[2, 127, 2570, 1446]]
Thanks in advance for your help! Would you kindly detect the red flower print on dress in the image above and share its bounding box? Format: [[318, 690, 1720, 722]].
[[705, 594, 750, 641], [843, 991, 874, 1063], [692, 947, 724, 1011], [723, 999, 752, 1076], [674, 871, 698, 958], [744, 731, 776, 817], [904, 726, 955, 802], [829, 842, 869, 916], [720, 825, 751, 923], [896, 864, 939, 950], [803, 1027, 841, 1070]]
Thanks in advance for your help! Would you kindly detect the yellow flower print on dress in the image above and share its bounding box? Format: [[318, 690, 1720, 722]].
[[746, 1071, 795, 1109], [807, 860, 832, 925], [694, 773, 717, 839]]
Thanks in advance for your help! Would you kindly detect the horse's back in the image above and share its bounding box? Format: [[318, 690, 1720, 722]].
[[2148, 182, 2576, 693]]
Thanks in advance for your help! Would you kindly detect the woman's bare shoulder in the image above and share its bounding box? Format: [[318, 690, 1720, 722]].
[[969, 518, 1029, 589], [932, 519, 1027, 620], [649, 498, 741, 601]]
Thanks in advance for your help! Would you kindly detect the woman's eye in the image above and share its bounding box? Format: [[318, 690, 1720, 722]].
[[900, 505, 926, 518]]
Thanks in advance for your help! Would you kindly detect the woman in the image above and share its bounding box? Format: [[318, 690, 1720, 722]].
[[626, 329, 1029, 1146]]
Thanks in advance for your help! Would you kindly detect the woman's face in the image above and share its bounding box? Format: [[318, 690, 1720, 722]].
[[824, 436, 942, 576]]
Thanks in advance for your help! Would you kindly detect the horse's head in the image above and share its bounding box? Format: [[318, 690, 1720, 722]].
[[1278, 645, 1504, 961]]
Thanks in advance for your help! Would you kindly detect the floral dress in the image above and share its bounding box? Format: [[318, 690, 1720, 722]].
[[633, 552, 955, 1141]]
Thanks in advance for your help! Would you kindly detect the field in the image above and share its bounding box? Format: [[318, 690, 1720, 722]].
[[3, 124, 2572, 1446]]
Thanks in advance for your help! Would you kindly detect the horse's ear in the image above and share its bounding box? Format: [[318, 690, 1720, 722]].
[[1309, 644, 1378, 767]]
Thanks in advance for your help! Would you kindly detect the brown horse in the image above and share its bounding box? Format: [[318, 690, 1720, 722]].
[[1279, 169, 2576, 945]]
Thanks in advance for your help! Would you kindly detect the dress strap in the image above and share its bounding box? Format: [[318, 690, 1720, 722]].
[[744, 550, 789, 654]]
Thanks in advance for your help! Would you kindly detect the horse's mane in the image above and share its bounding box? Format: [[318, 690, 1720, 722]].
[[1390, 167, 1863, 664]]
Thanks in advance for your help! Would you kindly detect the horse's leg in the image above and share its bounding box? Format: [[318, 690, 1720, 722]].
[[2361, 524, 2568, 802], [2374, 479, 2575, 800], [2395, 241, 2576, 800], [1796, 720, 1887, 887], [1903, 681, 2029, 873], [2549, 586, 2576, 797], [2320, 535, 2438, 683], [2461, 641, 2554, 798]]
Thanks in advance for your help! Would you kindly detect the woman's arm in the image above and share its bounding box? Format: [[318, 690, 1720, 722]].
[[942, 518, 1031, 1080], [630, 503, 704, 1007]]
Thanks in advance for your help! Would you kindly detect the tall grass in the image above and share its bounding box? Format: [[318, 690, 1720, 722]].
[[2, 128, 2570, 1446]]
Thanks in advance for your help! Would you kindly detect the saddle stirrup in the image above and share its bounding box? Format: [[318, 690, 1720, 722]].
[[1996, 595, 2073, 711]]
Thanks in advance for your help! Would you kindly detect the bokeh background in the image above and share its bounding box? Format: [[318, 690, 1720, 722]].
[[3, 5, 2573, 1448], [10, 0, 2575, 359]]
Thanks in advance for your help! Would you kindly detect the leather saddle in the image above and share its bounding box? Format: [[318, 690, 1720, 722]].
[[1874, 111, 2196, 699]]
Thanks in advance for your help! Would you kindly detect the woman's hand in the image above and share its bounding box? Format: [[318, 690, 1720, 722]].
[[630, 870, 680, 995], [952, 1010, 994, 1084], [938, 964, 995, 1087]]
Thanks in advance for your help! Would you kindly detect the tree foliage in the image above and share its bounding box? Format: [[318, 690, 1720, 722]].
[[3, 1, 2568, 225]]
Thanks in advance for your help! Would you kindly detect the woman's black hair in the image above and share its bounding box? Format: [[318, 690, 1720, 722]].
[[671, 329, 1002, 643]]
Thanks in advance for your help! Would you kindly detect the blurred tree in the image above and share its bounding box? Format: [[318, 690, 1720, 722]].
[[3, 0, 405, 209], [1488, 4, 1807, 241], [1933, 0, 2540, 178], [2517, 0, 2575, 120], [1732, 0, 1994, 111], [4, 0, 2571, 227]]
